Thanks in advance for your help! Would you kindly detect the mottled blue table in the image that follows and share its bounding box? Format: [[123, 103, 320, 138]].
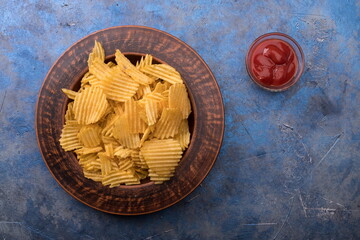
[[1, 1, 359, 239]]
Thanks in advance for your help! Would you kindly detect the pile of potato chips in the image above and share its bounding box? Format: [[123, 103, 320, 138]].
[[59, 41, 191, 186]]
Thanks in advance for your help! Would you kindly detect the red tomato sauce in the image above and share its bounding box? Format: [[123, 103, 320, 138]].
[[248, 39, 298, 87]]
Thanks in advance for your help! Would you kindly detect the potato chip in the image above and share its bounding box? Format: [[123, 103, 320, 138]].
[[101, 113, 120, 137], [89, 58, 139, 102], [59, 120, 82, 151], [78, 124, 101, 147], [78, 153, 98, 166], [107, 61, 116, 68], [62, 88, 78, 100], [124, 98, 147, 133], [169, 83, 191, 119], [118, 158, 134, 171], [104, 143, 114, 158], [75, 146, 103, 155], [175, 119, 191, 150], [137, 54, 153, 70], [140, 138, 182, 172], [144, 98, 160, 126], [112, 114, 140, 149], [99, 152, 113, 176], [88, 40, 105, 68], [101, 135, 119, 146], [108, 100, 124, 116], [83, 171, 103, 182], [114, 146, 132, 159], [135, 168, 148, 180], [73, 85, 109, 124], [140, 126, 153, 146], [153, 108, 182, 139], [140, 64, 183, 84], [83, 159, 102, 172], [65, 102, 75, 122], [102, 170, 139, 187], [135, 84, 151, 100], [115, 50, 154, 85]]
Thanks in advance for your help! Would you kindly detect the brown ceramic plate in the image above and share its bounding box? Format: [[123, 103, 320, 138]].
[[36, 26, 224, 215]]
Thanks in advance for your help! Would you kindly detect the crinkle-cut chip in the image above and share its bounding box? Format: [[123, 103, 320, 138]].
[[102, 170, 139, 187], [124, 98, 147, 133], [73, 85, 109, 124], [140, 126, 153, 146], [83, 171, 103, 182], [62, 88, 78, 100], [98, 152, 112, 176], [136, 100, 148, 124], [137, 54, 153, 70], [107, 61, 116, 68], [144, 92, 165, 102], [78, 153, 98, 166], [59, 121, 82, 151], [65, 102, 75, 122], [131, 150, 148, 169], [124, 68, 156, 85], [82, 158, 102, 172], [88, 40, 105, 68], [144, 98, 160, 126], [89, 58, 139, 102], [136, 84, 151, 100], [78, 124, 101, 147], [108, 100, 124, 116], [135, 168, 148, 180], [118, 158, 134, 170], [112, 114, 140, 149], [81, 72, 91, 86], [115, 50, 153, 85], [153, 82, 168, 94], [101, 113, 120, 137], [162, 89, 169, 98], [114, 147, 132, 159], [169, 83, 192, 119], [75, 146, 103, 155], [175, 119, 191, 150], [103, 68, 139, 102], [81, 73, 101, 88], [111, 160, 119, 170], [87, 75, 101, 87], [148, 168, 175, 176], [140, 64, 183, 84], [158, 97, 169, 114], [153, 108, 182, 139], [104, 143, 114, 158], [101, 135, 119, 146], [140, 138, 182, 178]]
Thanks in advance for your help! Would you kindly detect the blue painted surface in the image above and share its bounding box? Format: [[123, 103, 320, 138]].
[[0, 0, 359, 239]]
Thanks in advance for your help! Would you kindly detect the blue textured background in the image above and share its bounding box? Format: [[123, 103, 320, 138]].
[[1, 1, 359, 239]]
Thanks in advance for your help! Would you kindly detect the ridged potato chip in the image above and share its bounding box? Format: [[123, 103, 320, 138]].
[[78, 125, 101, 147], [115, 50, 154, 85], [73, 85, 109, 125], [112, 114, 141, 149], [59, 120, 82, 151], [153, 108, 183, 139], [175, 119, 191, 150], [169, 83, 192, 119], [88, 40, 105, 68], [140, 64, 183, 84]]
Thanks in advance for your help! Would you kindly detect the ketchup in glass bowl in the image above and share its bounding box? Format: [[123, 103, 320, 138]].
[[246, 33, 304, 91]]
